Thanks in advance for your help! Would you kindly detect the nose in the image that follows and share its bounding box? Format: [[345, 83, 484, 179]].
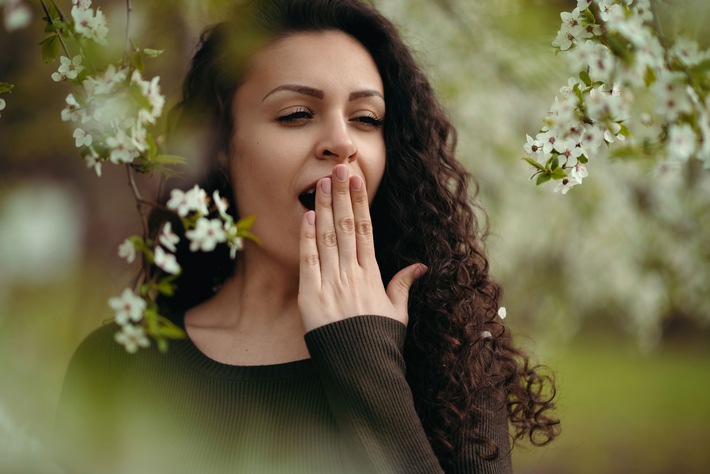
[[315, 117, 357, 163]]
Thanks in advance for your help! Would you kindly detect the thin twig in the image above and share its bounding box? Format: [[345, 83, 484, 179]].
[[123, 0, 133, 67], [126, 164, 150, 239], [40, 0, 71, 57]]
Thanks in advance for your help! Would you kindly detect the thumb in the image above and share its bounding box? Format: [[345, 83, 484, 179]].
[[386, 263, 428, 316]]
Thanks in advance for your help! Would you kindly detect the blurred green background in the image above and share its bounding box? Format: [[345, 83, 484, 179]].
[[1, 0, 709, 472]]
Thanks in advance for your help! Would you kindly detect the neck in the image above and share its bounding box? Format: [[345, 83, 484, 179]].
[[183, 244, 308, 365]]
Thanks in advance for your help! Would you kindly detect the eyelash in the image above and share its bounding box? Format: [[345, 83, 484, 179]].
[[276, 109, 384, 128]]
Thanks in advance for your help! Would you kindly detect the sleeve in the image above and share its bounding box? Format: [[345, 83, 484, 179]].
[[305, 315, 514, 474], [304, 315, 444, 474]]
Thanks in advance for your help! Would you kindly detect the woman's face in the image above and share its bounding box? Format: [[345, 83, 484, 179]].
[[230, 30, 387, 271]]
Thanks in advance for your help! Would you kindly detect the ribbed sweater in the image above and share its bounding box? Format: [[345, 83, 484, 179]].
[[55, 315, 512, 473]]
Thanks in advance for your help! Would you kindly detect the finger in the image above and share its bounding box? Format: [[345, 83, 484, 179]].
[[350, 174, 376, 268], [331, 164, 357, 268], [299, 210, 321, 290], [315, 177, 339, 277], [386, 263, 427, 319]]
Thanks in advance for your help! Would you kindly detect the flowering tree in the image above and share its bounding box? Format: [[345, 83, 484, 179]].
[[30, 0, 257, 353], [523, 0, 710, 194]]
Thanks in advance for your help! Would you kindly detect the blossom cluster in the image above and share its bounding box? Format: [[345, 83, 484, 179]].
[[109, 186, 256, 353], [41, 0, 257, 353], [524, 0, 710, 193]]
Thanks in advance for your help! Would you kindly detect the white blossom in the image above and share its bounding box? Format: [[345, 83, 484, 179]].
[[597, 1, 624, 23], [83, 65, 127, 96], [667, 124, 697, 162], [167, 186, 209, 217], [671, 37, 708, 67], [632, 0, 654, 22], [481, 331, 493, 339], [72, 128, 92, 148], [114, 324, 150, 354], [131, 71, 165, 123], [652, 73, 693, 122], [554, 177, 579, 194], [186, 218, 227, 252], [51, 55, 84, 82], [570, 163, 589, 183], [0, 97, 5, 117], [109, 288, 146, 326], [72, 0, 92, 10], [579, 124, 605, 155], [213, 190, 230, 217], [537, 129, 559, 155], [84, 148, 102, 177], [524, 134, 545, 161], [61, 93, 84, 122], [154, 246, 181, 275], [497, 307, 507, 319], [106, 129, 138, 164], [554, 138, 584, 167], [72, 4, 108, 45], [118, 239, 136, 263], [158, 222, 179, 252]]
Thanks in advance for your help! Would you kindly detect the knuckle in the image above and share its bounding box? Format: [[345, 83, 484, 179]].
[[352, 192, 368, 205], [321, 231, 338, 247], [304, 253, 320, 266], [303, 228, 316, 240], [338, 217, 355, 233], [355, 219, 373, 236]]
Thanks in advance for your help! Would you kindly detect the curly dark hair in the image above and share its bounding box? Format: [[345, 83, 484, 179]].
[[149, 0, 560, 469]]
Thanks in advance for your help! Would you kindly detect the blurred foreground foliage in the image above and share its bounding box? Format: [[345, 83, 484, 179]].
[[1, 0, 709, 472]]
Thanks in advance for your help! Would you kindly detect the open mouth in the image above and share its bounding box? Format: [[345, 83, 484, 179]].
[[298, 187, 316, 211]]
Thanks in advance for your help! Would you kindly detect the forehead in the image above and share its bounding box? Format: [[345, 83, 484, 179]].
[[239, 30, 384, 96]]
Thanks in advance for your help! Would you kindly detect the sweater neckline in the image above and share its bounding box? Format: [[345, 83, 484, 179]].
[[170, 308, 314, 381]]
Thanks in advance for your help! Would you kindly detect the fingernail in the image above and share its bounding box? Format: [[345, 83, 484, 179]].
[[321, 178, 331, 195], [335, 165, 348, 182], [351, 175, 363, 191], [306, 211, 315, 226], [415, 264, 428, 278]]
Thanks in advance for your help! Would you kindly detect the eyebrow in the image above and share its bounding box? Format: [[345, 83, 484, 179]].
[[261, 84, 383, 102]]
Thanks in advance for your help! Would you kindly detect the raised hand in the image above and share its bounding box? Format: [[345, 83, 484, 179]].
[[298, 164, 426, 332]]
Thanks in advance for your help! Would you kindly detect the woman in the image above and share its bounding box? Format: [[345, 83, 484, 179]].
[[56, 0, 559, 472]]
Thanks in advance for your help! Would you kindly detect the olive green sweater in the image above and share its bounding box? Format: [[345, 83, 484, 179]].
[[55, 315, 512, 473]]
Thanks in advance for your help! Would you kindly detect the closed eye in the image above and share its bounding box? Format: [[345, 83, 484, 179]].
[[276, 108, 314, 124], [352, 114, 384, 128]]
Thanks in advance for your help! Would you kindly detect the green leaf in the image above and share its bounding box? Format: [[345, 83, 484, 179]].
[[239, 230, 261, 244], [617, 122, 631, 138], [156, 280, 176, 296], [155, 317, 186, 339], [0, 82, 14, 93], [536, 173, 551, 186], [551, 167, 567, 180], [153, 154, 187, 165], [131, 51, 145, 73], [40, 35, 60, 63], [579, 70, 592, 87], [522, 157, 545, 171], [578, 154, 589, 164], [157, 338, 169, 353], [236, 214, 256, 231], [550, 155, 560, 171], [644, 66, 656, 87], [691, 59, 710, 74], [143, 48, 165, 58]]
